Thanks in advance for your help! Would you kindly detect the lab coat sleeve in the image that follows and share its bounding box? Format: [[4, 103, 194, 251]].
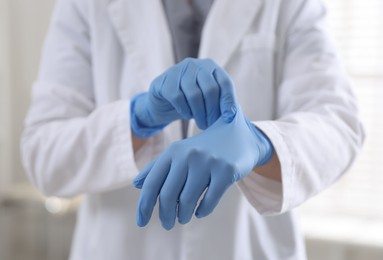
[[237, 0, 365, 215], [21, 0, 139, 197]]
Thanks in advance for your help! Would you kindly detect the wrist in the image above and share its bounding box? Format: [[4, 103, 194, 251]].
[[130, 93, 167, 139], [245, 118, 274, 166], [133, 93, 153, 127]]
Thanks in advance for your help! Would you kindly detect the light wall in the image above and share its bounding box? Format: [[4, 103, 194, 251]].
[[0, 0, 54, 188]]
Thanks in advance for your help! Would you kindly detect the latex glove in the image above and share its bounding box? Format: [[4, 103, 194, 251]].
[[130, 58, 237, 138], [133, 108, 274, 230]]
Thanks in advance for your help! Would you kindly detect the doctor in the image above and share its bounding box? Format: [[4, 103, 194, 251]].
[[21, 0, 364, 259]]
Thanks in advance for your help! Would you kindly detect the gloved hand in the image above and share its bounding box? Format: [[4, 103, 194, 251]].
[[130, 58, 237, 138], [133, 87, 274, 230]]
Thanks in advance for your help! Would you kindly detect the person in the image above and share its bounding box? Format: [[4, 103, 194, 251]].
[[21, 0, 364, 259]]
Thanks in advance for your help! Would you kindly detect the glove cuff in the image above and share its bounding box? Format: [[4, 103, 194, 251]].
[[245, 118, 274, 166], [130, 93, 168, 139]]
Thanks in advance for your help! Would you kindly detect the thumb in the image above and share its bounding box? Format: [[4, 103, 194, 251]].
[[133, 160, 156, 189], [213, 68, 238, 123]]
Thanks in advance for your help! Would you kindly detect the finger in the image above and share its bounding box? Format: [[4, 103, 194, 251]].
[[197, 62, 220, 127], [212, 67, 238, 123], [160, 62, 193, 119], [194, 172, 233, 219], [137, 156, 171, 227], [180, 60, 207, 129], [133, 160, 157, 189], [177, 166, 210, 225], [159, 161, 188, 230]]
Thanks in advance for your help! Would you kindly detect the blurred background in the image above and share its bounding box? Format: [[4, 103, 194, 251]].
[[0, 0, 382, 259]]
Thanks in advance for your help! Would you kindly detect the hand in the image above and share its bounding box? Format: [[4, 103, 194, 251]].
[[133, 108, 274, 230], [130, 58, 237, 138]]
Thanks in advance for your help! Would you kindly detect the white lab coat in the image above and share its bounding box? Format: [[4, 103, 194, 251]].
[[21, 0, 364, 259]]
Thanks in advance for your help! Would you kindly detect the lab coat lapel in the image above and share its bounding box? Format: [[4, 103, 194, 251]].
[[199, 0, 263, 67], [107, 0, 174, 87]]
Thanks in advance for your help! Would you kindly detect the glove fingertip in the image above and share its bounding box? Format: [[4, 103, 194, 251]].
[[137, 210, 147, 227], [133, 173, 146, 187], [196, 118, 208, 130], [137, 199, 152, 227], [195, 211, 202, 219], [133, 178, 145, 189], [161, 221, 175, 231], [194, 201, 211, 219], [195, 208, 209, 219]]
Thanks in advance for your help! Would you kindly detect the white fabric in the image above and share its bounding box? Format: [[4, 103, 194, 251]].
[[21, 0, 364, 259]]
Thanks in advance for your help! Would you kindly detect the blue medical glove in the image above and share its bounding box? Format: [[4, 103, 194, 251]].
[[130, 58, 237, 138], [133, 107, 274, 230]]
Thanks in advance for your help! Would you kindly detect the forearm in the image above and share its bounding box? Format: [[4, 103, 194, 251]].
[[253, 152, 281, 182], [132, 132, 149, 152]]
